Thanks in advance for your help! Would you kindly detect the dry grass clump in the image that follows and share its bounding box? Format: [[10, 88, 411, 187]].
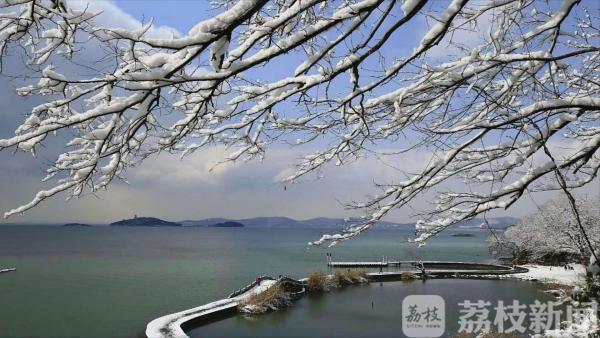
[[346, 269, 368, 281], [307, 270, 328, 291], [332, 270, 369, 288], [238, 284, 291, 314], [307, 269, 368, 291], [400, 272, 418, 280], [332, 270, 349, 287]]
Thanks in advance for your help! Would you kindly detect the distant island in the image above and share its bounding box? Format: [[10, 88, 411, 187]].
[[63, 223, 91, 227], [110, 217, 181, 227], [451, 233, 476, 237], [209, 221, 244, 228]]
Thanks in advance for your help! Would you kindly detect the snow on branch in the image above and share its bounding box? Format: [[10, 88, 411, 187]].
[[0, 0, 598, 247]]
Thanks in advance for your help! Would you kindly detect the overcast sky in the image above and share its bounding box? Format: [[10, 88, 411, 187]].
[[0, 0, 597, 224]]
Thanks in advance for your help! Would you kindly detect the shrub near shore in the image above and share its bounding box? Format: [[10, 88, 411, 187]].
[[307, 270, 368, 291], [307, 270, 328, 291], [238, 269, 369, 314], [238, 285, 292, 314]]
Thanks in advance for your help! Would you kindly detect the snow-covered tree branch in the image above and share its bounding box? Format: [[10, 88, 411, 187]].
[[0, 0, 598, 246], [491, 195, 599, 264]]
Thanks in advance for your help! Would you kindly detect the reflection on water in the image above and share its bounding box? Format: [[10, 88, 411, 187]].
[[0, 226, 501, 337], [191, 280, 559, 338]]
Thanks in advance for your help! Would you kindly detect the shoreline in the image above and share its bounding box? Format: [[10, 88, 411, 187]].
[[147, 261, 588, 338], [508, 264, 587, 286]]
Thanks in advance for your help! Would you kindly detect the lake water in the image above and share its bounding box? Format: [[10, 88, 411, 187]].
[[0, 226, 545, 338], [191, 280, 558, 338]]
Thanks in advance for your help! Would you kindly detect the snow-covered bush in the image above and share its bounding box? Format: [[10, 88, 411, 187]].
[[540, 308, 598, 338], [0, 0, 599, 246], [495, 195, 599, 264]]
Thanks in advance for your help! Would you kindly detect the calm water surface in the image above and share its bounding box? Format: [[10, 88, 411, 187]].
[[191, 280, 557, 338], [0, 226, 538, 338]]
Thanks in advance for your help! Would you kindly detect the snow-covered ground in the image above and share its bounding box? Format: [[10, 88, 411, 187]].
[[511, 264, 598, 338], [535, 308, 598, 338], [238, 279, 277, 298], [511, 264, 587, 286]]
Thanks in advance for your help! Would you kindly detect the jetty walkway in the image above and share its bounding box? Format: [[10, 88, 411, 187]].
[[328, 260, 528, 276], [146, 261, 527, 338], [146, 276, 305, 338], [146, 277, 277, 338]]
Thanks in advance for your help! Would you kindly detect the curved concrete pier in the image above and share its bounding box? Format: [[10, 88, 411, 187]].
[[146, 261, 527, 338], [146, 278, 277, 338]]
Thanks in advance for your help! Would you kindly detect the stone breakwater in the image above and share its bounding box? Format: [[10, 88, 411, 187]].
[[145, 261, 529, 338]]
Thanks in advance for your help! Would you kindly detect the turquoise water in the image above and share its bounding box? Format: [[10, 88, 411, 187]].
[[0, 226, 520, 337]]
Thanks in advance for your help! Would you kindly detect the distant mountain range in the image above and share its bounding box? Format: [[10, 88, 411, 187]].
[[178, 216, 519, 229], [178, 216, 400, 228], [53, 215, 518, 229]]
